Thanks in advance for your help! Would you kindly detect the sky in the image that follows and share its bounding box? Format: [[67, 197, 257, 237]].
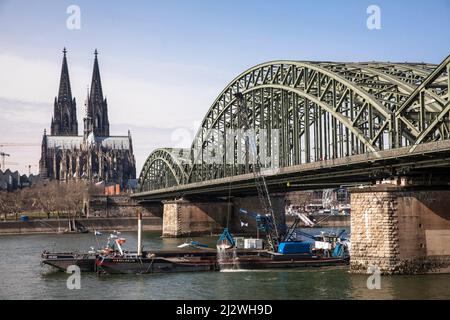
[[0, 0, 449, 175]]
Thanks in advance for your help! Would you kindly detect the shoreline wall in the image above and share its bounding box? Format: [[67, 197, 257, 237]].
[[0, 194, 164, 235], [0, 217, 162, 235]]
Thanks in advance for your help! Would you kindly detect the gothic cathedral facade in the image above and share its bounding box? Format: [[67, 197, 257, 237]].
[[39, 49, 136, 188]]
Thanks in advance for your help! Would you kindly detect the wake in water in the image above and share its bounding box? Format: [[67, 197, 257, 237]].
[[216, 244, 240, 271]]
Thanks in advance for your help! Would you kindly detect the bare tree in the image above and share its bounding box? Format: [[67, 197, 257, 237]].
[[0, 180, 91, 220], [0, 192, 8, 221]]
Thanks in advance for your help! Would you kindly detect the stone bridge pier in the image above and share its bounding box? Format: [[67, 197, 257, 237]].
[[350, 184, 450, 274], [161, 195, 286, 238]]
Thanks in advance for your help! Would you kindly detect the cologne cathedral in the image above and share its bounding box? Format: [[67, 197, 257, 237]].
[[39, 49, 136, 188]]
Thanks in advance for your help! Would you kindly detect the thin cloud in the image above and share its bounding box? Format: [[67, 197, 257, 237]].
[[0, 52, 224, 174]]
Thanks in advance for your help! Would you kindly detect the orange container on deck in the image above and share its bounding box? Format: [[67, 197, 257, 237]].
[[104, 185, 120, 195]]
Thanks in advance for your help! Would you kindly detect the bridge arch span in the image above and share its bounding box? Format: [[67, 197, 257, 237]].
[[187, 60, 439, 183], [137, 148, 190, 192], [137, 58, 450, 192]]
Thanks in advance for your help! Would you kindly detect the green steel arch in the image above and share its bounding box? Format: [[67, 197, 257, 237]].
[[137, 148, 190, 192], [139, 57, 450, 192]]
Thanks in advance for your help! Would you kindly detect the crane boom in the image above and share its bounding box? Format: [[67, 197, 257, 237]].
[[234, 92, 280, 251]]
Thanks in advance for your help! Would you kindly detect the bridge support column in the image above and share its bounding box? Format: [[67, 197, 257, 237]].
[[162, 198, 230, 237], [161, 194, 286, 238], [350, 184, 450, 274]]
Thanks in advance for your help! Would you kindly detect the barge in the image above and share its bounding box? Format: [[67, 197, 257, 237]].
[[41, 234, 225, 273], [41, 249, 221, 273], [216, 229, 349, 271], [41, 251, 97, 272], [217, 250, 349, 270], [41, 212, 350, 274], [96, 254, 217, 274]]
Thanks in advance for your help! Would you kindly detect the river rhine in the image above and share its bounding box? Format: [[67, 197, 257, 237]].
[[1, 230, 449, 299]]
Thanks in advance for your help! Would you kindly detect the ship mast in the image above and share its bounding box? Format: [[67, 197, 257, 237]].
[[137, 209, 143, 256]]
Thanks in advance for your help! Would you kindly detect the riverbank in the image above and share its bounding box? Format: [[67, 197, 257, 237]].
[[0, 213, 348, 235], [0, 216, 162, 235]]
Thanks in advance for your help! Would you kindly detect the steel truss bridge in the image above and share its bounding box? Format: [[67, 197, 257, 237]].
[[133, 56, 450, 201]]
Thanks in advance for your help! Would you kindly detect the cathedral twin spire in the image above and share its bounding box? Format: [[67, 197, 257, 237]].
[[85, 49, 110, 138], [51, 48, 77, 136], [51, 48, 109, 138]]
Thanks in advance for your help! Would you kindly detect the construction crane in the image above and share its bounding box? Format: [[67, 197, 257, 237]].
[[0, 152, 11, 170], [234, 92, 281, 252], [26, 164, 38, 175], [0, 143, 40, 172]]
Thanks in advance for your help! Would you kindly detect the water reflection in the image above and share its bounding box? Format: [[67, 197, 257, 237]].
[[0, 231, 449, 299]]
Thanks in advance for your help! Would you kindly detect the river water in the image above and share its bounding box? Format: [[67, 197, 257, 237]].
[[1, 230, 450, 300]]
